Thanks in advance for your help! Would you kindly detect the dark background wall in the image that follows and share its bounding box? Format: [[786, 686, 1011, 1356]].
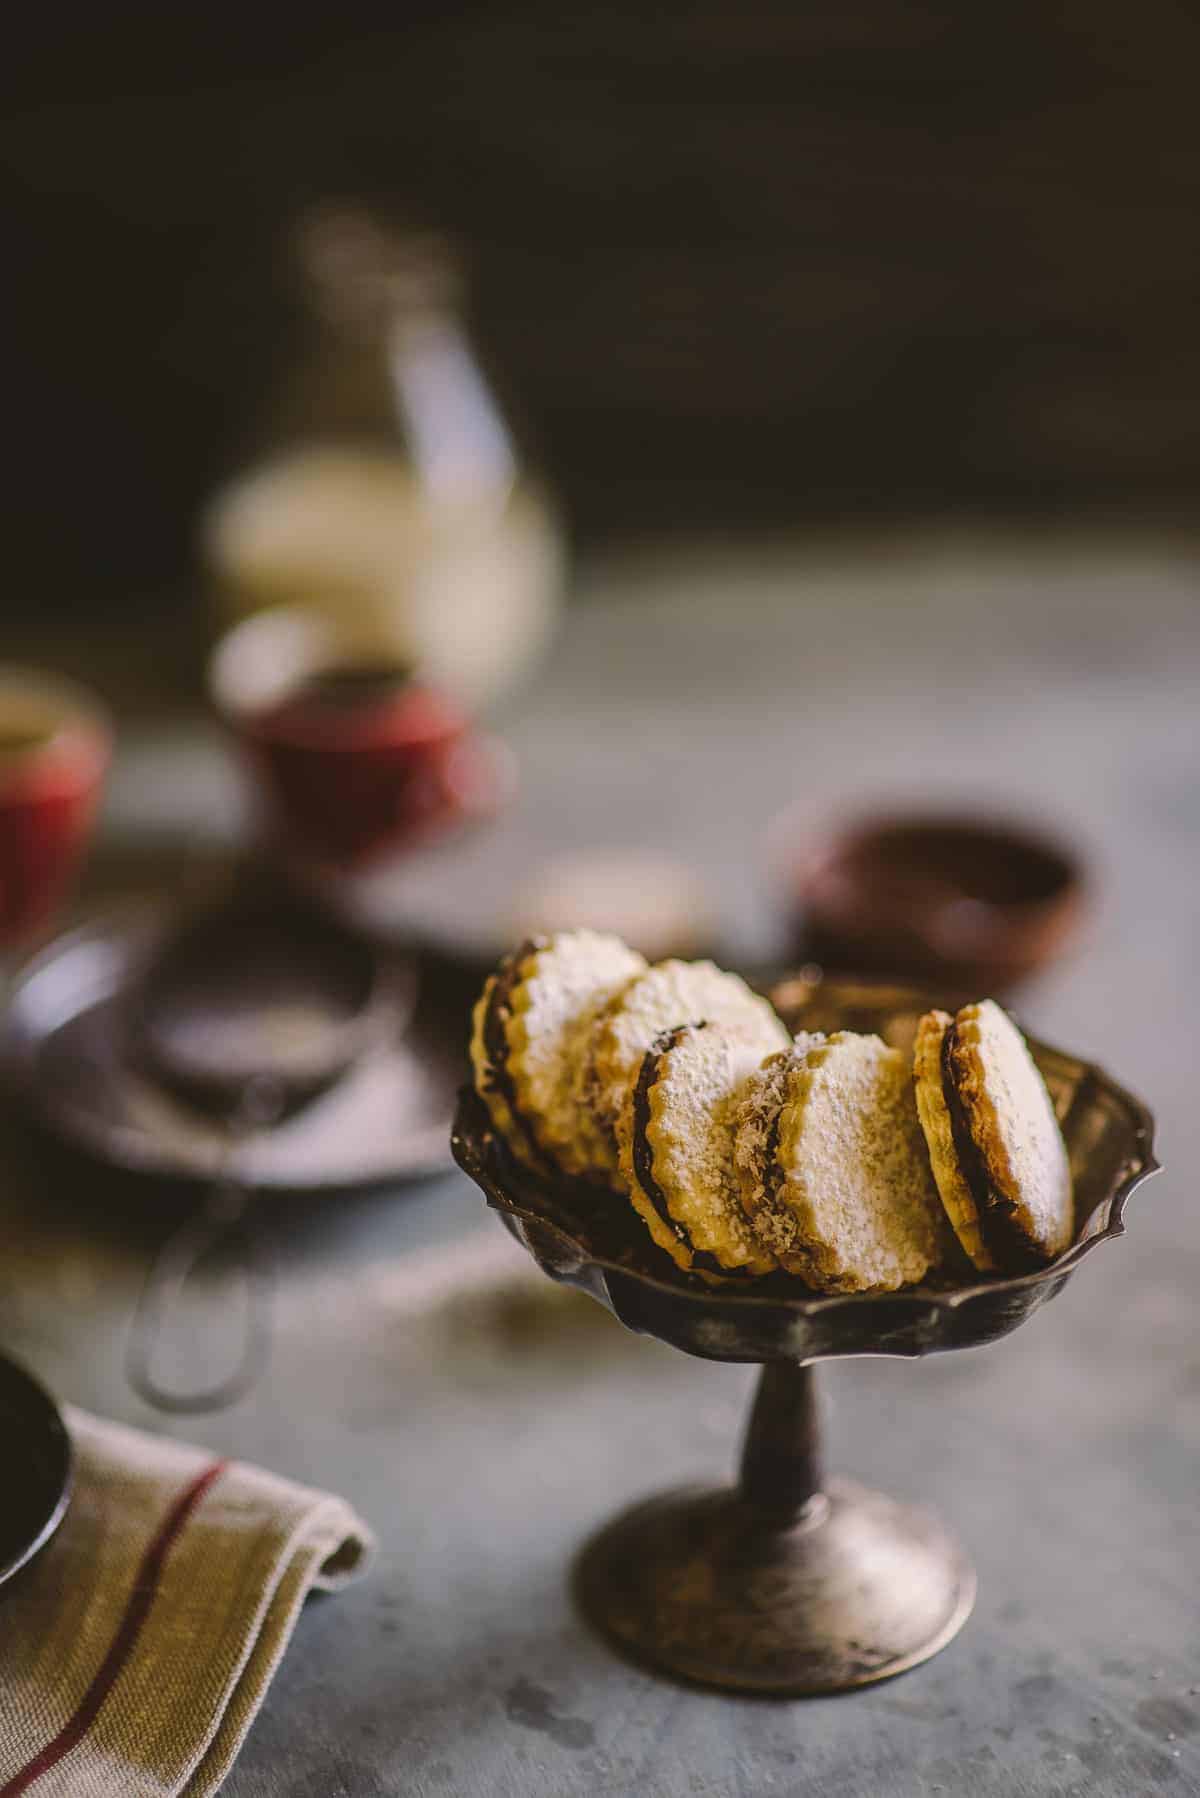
[[5, 3, 1200, 611]]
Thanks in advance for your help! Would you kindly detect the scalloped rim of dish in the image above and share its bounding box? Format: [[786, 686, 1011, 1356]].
[[452, 1034, 1160, 1316]]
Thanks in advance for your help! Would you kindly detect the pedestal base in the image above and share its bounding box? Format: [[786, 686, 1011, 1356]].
[[575, 1477, 975, 1695]]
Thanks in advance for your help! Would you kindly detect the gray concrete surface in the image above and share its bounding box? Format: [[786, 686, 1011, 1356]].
[[2, 532, 1197, 1796]]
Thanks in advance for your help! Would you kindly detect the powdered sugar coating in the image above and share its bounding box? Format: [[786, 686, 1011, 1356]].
[[952, 999, 1073, 1260], [471, 930, 645, 1178], [616, 1018, 784, 1275], [588, 959, 788, 1149], [735, 1031, 947, 1292]]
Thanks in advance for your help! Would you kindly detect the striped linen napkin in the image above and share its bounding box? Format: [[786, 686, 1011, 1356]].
[[0, 1407, 374, 1796]]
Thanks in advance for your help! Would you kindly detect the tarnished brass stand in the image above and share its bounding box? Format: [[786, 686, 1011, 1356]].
[[575, 1361, 974, 1693]]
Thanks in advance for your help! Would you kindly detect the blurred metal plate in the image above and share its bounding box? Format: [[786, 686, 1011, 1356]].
[[0, 908, 464, 1192]]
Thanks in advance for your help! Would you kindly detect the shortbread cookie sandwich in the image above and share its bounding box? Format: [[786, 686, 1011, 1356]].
[[587, 959, 788, 1164], [470, 930, 646, 1179], [913, 999, 1073, 1272], [617, 1018, 783, 1278], [734, 1032, 948, 1293]]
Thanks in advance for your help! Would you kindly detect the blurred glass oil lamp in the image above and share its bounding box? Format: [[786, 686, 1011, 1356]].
[[200, 204, 564, 716]]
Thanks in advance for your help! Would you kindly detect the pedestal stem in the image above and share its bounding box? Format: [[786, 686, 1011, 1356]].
[[576, 1355, 974, 1692], [738, 1361, 823, 1514]]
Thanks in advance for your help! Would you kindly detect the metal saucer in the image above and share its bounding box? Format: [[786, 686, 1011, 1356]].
[[1, 904, 468, 1192], [0, 1355, 72, 1593], [452, 975, 1160, 1694]]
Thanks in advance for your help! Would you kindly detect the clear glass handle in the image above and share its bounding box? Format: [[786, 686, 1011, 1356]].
[[126, 1181, 274, 1415], [126, 1080, 283, 1414]]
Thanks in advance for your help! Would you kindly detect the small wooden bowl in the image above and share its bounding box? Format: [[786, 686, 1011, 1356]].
[[777, 811, 1087, 996]]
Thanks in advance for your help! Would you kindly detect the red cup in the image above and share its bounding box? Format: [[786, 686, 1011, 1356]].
[[209, 608, 513, 871], [0, 669, 111, 951]]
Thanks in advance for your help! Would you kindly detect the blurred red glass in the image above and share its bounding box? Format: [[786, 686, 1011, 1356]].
[[0, 670, 111, 951], [210, 608, 513, 871]]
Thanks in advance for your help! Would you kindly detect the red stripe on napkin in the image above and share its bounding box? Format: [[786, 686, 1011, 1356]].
[[1, 1458, 228, 1797]]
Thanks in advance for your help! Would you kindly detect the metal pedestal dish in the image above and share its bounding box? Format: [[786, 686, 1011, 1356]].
[[451, 976, 1160, 1695]]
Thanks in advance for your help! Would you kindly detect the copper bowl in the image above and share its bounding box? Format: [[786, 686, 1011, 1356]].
[[776, 812, 1088, 995], [450, 975, 1158, 1696]]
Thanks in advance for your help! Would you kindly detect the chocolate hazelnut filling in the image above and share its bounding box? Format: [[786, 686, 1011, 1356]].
[[740, 1072, 820, 1278], [940, 1024, 1041, 1271], [742, 1055, 793, 1235], [755, 1100, 787, 1216], [630, 1022, 741, 1280], [480, 938, 550, 1168]]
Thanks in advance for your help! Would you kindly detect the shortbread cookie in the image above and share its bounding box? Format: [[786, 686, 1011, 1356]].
[[734, 1032, 948, 1293], [912, 1010, 997, 1272], [470, 930, 645, 1179], [617, 1019, 783, 1278], [587, 959, 788, 1161], [913, 999, 1072, 1271]]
